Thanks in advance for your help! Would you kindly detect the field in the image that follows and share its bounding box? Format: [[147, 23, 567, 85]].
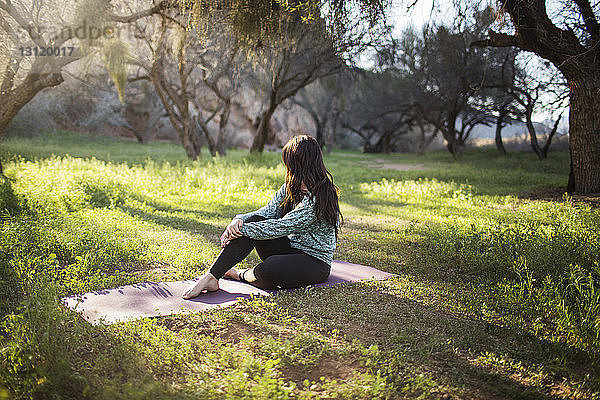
[[1, 130, 599, 399]]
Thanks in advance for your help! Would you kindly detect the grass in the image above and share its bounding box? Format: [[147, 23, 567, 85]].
[[0, 130, 599, 399]]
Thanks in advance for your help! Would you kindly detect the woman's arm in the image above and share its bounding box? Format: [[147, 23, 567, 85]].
[[233, 183, 286, 222], [240, 195, 317, 240]]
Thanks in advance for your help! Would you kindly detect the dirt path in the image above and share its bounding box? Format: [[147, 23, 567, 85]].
[[358, 159, 427, 171]]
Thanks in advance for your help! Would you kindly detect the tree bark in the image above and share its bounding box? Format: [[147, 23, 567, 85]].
[[524, 103, 544, 160], [442, 130, 464, 157], [326, 98, 340, 153], [438, 112, 465, 157], [495, 112, 507, 155], [541, 114, 562, 158], [195, 115, 216, 157], [151, 72, 202, 160], [122, 122, 146, 144], [181, 118, 203, 160], [216, 100, 231, 156], [568, 77, 600, 193], [567, 141, 576, 193], [250, 106, 276, 153]]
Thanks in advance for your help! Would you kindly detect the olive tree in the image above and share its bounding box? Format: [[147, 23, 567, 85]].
[[470, 0, 600, 192], [0, 0, 175, 170]]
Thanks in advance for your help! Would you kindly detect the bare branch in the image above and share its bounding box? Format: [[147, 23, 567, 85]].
[[0, 0, 47, 47], [471, 30, 518, 48], [571, 0, 600, 40], [107, 0, 174, 23]]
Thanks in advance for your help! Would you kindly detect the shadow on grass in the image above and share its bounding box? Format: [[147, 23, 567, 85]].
[[19, 274, 598, 400], [0, 176, 25, 217], [273, 283, 597, 399], [518, 186, 600, 208], [117, 204, 221, 236]]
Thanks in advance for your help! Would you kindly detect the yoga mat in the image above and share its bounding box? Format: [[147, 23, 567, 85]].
[[60, 260, 395, 325]]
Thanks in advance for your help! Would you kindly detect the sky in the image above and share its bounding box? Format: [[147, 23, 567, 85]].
[[389, 0, 437, 35]]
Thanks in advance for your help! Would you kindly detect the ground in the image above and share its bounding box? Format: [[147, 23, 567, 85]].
[[0, 130, 598, 399]]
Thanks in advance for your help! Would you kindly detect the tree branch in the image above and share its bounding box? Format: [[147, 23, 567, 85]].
[[107, 0, 174, 23], [0, 0, 47, 48], [542, 111, 563, 155], [571, 0, 600, 40], [471, 30, 518, 48]]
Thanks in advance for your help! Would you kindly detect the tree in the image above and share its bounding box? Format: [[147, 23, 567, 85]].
[[181, 0, 391, 153], [178, 0, 390, 50], [471, 0, 600, 193], [130, 15, 205, 158], [122, 80, 167, 144], [394, 12, 496, 156], [340, 69, 415, 153], [290, 74, 345, 150], [126, 8, 243, 158], [472, 46, 519, 155], [1, 0, 391, 163], [244, 18, 347, 153], [0, 0, 174, 170], [195, 31, 241, 156], [505, 66, 564, 160]]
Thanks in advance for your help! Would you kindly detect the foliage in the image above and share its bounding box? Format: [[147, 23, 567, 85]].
[[178, 0, 391, 50], [101, 39, 130, 104]]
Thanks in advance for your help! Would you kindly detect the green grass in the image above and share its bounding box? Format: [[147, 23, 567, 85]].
[[1, 130, 599, 399]]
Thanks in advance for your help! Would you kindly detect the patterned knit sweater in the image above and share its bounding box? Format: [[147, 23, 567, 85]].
[[234, 183, 336, 266]]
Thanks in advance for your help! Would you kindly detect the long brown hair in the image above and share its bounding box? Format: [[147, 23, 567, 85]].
[[280, 135, 343, 236]]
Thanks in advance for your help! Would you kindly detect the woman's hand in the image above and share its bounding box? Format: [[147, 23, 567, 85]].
[[221, 218, 243, 247]]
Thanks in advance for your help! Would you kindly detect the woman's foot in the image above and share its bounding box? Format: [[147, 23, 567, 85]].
[[223, 268, 241, 281], [182, 272, 219, 299]]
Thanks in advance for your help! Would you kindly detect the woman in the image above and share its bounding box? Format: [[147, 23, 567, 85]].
[[182, 135, 342, 299]]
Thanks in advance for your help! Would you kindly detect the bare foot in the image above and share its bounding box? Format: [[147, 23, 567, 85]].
[[182, 273, 219, 299], [223, 268, 241, 281]]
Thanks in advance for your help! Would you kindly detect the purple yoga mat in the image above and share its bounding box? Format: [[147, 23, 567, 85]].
[[60, 260, 395, 325]]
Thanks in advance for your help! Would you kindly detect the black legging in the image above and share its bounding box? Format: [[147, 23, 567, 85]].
[[209, 215, 330, 290]]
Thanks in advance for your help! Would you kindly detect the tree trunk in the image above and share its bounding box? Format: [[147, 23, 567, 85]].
[[567, 141, 575, 193], [326, 99, 340, 154], [495, 112, 507, 155], [417, 120, 438, 155], [421, 129, 439, 155], [216, 101, 231, 156], [455, 136, 465, 157], [525, 104, 544, 160], [250, 106, 276, 153], [122, 122, 146, 144], [541, 114, 561, 158], [382, 130, 392, 154], [315, 119, 324, 149], [439, 113, 465, 157], [195, 114, 217, 157], [181, 119, 202, 160], [418, 120, 427, 154], [568, 78, 600, 193], [443, 129, 464, 157]]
